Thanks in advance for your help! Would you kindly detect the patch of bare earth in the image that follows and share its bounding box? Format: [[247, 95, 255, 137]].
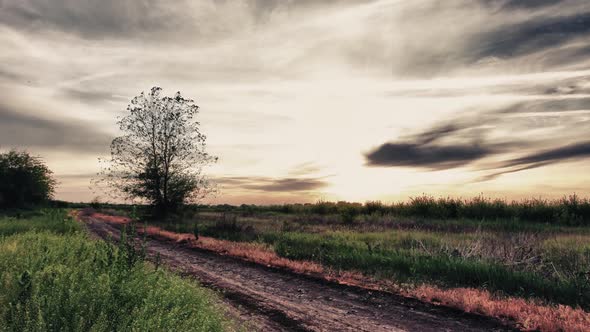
[[79, 212, 589, 331]]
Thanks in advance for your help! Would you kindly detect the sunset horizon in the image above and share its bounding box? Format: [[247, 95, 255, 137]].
[[1, 0, 589, 204]]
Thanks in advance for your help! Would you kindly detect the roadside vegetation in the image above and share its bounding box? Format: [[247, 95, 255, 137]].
[[0, 92, 233, 331], [0, 209, 230, 331], [205, 194, 590, 226], [136, 196, 590, 313], [0, 150, 56, 210]]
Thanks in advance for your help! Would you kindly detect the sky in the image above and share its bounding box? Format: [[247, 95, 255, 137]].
[[1, 0, 590, 204]]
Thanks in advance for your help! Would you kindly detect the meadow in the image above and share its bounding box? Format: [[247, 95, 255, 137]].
[[0, 209, 231, 331], [146, 195, 590, 311]]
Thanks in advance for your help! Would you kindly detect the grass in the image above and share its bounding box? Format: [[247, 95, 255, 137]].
[[136, 222, 590, 332], [0, 209, 80, 236], [270, 231, 590, 309], [59, 193, 590, 226], [0, 209, 230, 331], [179, 194, 590, 226], [146, 207, 590, 311]]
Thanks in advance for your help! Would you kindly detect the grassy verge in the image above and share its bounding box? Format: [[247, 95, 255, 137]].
[[149, 211, 590, 311], [270, 231, 590, 309], [0, 210, 230, 331], [135, 222, 590, 331]]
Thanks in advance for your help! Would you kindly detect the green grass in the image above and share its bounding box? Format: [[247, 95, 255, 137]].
[[0, 210, 231, 331], [152, 210, 590, 310], [270, 231, 590, 309], [0, 209, 80, 236]]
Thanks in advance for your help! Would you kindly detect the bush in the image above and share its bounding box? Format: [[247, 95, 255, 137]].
[[0, 210, 228, 331], [0, 150, 56, 209]]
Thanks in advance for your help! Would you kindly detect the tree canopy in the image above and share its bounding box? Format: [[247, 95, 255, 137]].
[[0, 150, 56, 208], [97, 87, 217, 215]]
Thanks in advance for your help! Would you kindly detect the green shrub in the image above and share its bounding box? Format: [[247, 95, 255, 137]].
[[0, 232, 228, 332], [0, 210, 229, 331], [0, 150, 56, 209]]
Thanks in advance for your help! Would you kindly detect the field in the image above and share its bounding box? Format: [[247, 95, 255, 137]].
[[4, 196, 590, 331], [135, 196, 590, 324], [0, 209, 231, 331]]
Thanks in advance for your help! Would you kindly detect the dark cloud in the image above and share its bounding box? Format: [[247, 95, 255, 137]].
[[0, 104, 111, 153], [505, 141, 590, 167], [366, 93, 590, 172], [377, 0, 590, 77], [476, 162, 553, 182], [0, 0, 192, 39], [414, 125, 461, 144], [479, 141, 590, 181], [481, 0, 565, 10], [471, 12, 590, 60], [219, 176, 327, 192], [365, 117, 508, 170], [365, 142, 493, 169]]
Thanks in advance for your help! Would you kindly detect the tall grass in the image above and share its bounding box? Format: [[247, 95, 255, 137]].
[[270, 231, 590, 309], [0, 209, 80, 236], [0, 210, 229, 331], [193, 194, 590, 226], [162, 213, 590, 310]]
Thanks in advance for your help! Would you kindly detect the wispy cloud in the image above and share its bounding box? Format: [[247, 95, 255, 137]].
[[506, 141, 590, 166], [218, 176, 328, 192], [0, 102, 111, 153], [1, 0, 590, 202]]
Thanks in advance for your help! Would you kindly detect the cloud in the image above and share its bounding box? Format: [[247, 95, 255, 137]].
[[496, 97, 590, 114], [0, 103, 111, 153], [470, 12, 590, 60], [0, 0, 194, 39], [506, 141, 590, 167], [0, 68, 29, 83], [478, 141, 590, 181], [1, 0, 590, 202], [365, 90, 590, 172], [365, 0, 590, 77], [483, 0, 562, 10], [287, 162, 322, 176], [365, 142, 493, 170], [219, 176, 327, 192], [60, 87, 129, 104]]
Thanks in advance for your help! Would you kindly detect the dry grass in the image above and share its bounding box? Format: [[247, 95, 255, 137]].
[[142, 225, 195, 244], [412, 285, 590, 332], [86, 211, 131, 224], [193, 236, 324, 274], [136, 225, 324, 274], [88, 212, 590, 332]]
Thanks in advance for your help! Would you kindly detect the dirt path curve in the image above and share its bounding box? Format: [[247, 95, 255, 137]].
[[81, 213, 515, 332]]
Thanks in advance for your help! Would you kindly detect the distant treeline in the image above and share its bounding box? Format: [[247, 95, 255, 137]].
[[56, 194, 590, 226], [215, 195, 590, 225]]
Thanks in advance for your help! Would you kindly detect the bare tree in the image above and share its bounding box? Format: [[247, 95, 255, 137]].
[[96, 87, 217, 215]]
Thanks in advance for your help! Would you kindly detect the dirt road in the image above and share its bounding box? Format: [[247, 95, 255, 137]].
[[81, 213, 515, 332]]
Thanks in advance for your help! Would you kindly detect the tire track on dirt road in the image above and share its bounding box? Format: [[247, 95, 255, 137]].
[[80, 213, 515, 332]]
